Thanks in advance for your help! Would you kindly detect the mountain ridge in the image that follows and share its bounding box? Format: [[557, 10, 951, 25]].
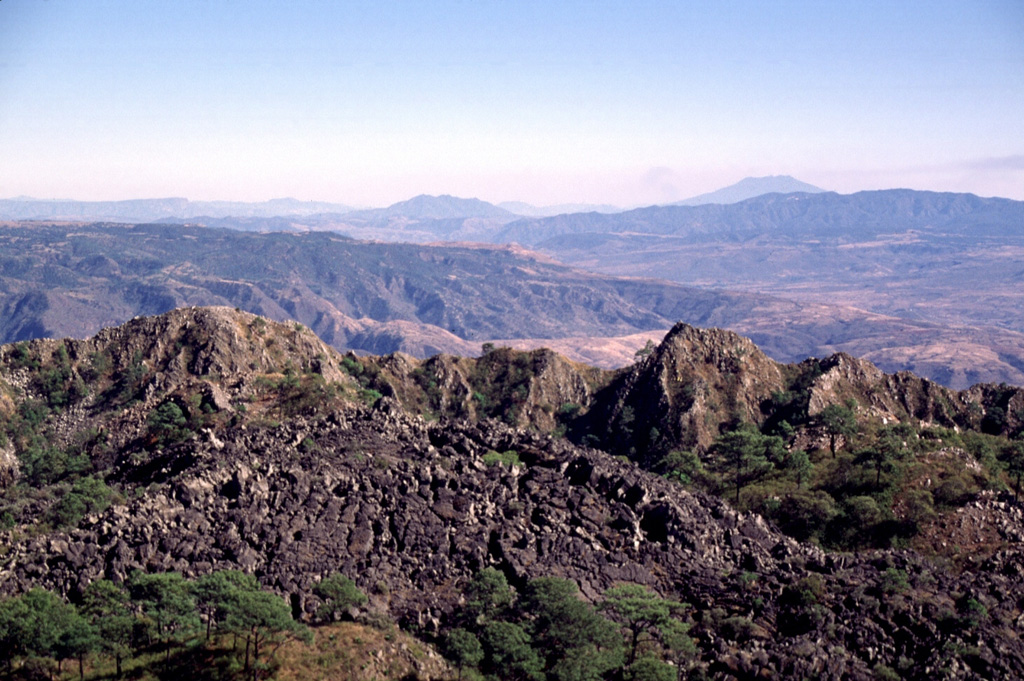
[[0, 196, 357, 222], [492, 188, 1024, 360], [496, 188, 1024, 244], [673, 175, 826, 206], [347, 194, 517, 221]]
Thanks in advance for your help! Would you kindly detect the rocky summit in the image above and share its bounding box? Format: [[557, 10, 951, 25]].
[[2, 307, 1024, 679]]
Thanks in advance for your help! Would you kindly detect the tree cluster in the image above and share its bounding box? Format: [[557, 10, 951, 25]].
[[0, 570, 309, 681], [659, 405, 1024, 550], [442, 568, 694, 681]]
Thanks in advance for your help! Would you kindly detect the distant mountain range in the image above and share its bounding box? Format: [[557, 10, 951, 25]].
[[672, 175, 825, 206], [497, 201, 624, 216], [0, 194, 629, 223], [346, 194, 517, 221], [0, 196, 357, 221], [1, 175, 826, 224], [490, 189, 1024, 356], [494, 189, 1024, 244], [4, 183, 1024, 388]]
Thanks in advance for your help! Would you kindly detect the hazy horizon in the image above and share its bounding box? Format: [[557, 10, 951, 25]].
[[1, 174, 821, 211], [1, 1, 1022, 207]]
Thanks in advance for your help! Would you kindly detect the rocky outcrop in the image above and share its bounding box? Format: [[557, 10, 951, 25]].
[[578, 326, 1024, 464], [0, 445, 17, 488], [378, 346, 602, 432], [580, 324, 787, 460], [85, 306, 349, 385], [806, 352, 970, 427]]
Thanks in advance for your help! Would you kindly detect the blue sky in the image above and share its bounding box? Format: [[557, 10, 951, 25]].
[[1, 0, 1022, 206]]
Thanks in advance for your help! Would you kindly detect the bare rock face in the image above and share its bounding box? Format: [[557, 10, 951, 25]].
[[963, 382, 1024, 435], [87, 306, 348, 386], [584, 325, 1024, 462], [380, 346, 601, 432], [0, 387, 17, 488], [806, 352, 886, 416], [583, 323, 787, 459], [806, 352, 963, 425], [468, 347, 599, 432], [402, 353, 478, 419], [509, 349, 597, 432], [0, 445, 18, 488], [651, 323, 785, 442], [805, 351, 1021, 433]]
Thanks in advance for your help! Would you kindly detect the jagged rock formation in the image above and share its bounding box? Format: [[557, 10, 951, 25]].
[[2, 307, 1024, 679], [379, 347, 604, 433], [806, 352, 978, 427], [580, 324, 787, 459], [548, 324, 1023, 471]]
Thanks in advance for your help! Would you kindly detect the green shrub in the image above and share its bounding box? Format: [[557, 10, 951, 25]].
[[358, 388, 382, 405], [957, 595, 988, 628], [269, 375, 343, 416], [766, 491, 837, 544], [445, 628, 484, 672], [82, 350, 111, 382], [115, 350, 149, 403], [873, 663, 901, 681], [314, 573, 367, 622], [18, 399, 50, 428], [18, 436, 89, 486], [782, 574, 824, 608], [625, 655, 677, 681], [659, 450, 704, 487], [901, 488, 936, 529], [559, 402, 581, 417], [147, 401, 189, 445], [482, 450, 521, 468], [829, 495, 886, 547], [9, 343, 40, 370], [719, 615, 760, 642], [341, 355, 363, 377], [882, 568, 910, 594], [53, 476, 114, 527], [933, 474, 973, 508]]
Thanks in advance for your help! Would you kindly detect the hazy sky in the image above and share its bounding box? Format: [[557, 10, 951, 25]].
[[1, 0, 1022, 207]]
